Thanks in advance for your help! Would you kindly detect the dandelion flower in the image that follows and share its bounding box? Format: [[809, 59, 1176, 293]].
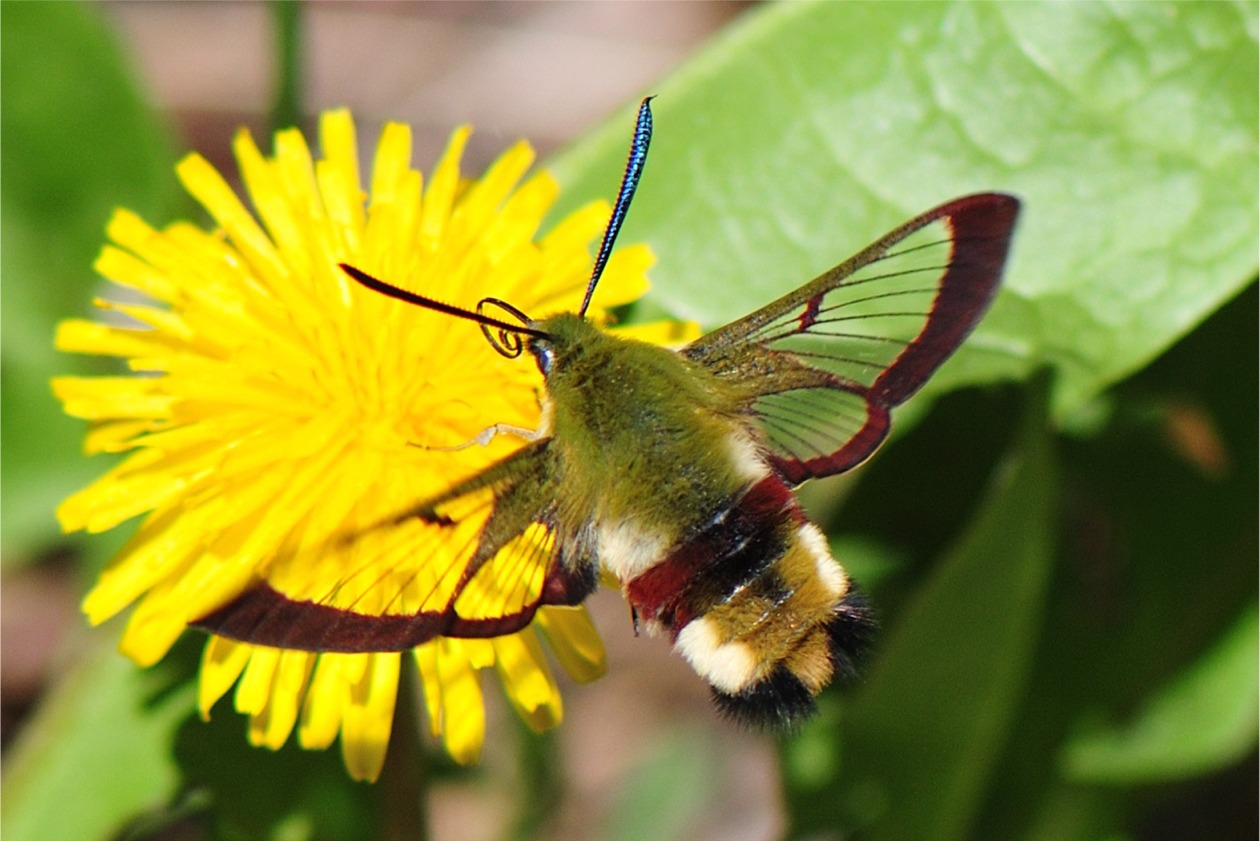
[[55, 109, 692, 781]]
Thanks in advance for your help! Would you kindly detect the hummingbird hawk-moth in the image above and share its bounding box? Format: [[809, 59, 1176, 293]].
[[196, 99, 1020, 727]]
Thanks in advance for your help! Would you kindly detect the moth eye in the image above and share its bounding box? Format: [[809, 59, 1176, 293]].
[[477, 297, 533, 359], [533, 344, 555, 377]]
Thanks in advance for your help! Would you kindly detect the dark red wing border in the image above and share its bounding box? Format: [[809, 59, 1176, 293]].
[[192, 556, 597, 652], [770, 399, 890, 486], [771, 193, 1020, 482], [193, 587, 463, 652], [870, 193, 1020, 406]]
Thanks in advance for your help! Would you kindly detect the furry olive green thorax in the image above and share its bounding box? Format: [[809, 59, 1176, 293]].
[[530, 314, 750, 539]]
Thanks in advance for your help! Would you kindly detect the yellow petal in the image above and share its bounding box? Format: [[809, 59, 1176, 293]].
[[484, 171, 557, 269], [446, 140, 534, 260], [493, 630, 561, 733], [52, 377, 174, 421], [94, 213, 179, 302], [611, 317, 703, 347], [299, 653, 354, 750], [118, 579, 195, 666], [83, 419, 154, 455], [199, 636, 252, 718], [250, 649, 315, 749], [340, 652, 399, 783], [369, 122, 413, 211], [419, 125, 470, 247], [412, 644, 444, 740], [236, 646, 281, 717], [81, 505, 203, 623], [536, 606, 607, 684], [55, 319, 178, 359], [586, 243, 655, 311], [57, 449, 185, 534], [433, 640, 485, 765], [178, 151, 290, 296]]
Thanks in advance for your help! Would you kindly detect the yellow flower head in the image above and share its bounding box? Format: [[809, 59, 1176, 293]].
[[54, 109, 691, 781]]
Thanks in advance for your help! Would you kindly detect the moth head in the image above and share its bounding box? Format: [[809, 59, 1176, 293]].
[[339, 99, 654, 383], [471, 298, 572, 379], [529, 337, 556, 377]]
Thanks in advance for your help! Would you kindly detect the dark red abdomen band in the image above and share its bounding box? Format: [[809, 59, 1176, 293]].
[[626, 474, 802, 636]]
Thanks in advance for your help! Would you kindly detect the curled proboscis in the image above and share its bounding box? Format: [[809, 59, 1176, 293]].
[[477, 298, 533, 358]]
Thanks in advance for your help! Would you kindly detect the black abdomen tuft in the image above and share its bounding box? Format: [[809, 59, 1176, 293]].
[[710, 665, 816, 731]]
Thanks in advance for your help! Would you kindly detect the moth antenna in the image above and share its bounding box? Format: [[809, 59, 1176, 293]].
[[578, 96, 654, 318], [341, 264, 552, 342]]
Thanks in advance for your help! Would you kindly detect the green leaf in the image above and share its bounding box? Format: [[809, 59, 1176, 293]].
[[0, 637, 194, 841], [967, 288, 1257, 839], [1062, 602, 1259, 784], [174, 701, 383, 841], [0, 0, 177, 562], [1020, 786, 1126, 841], [551, 1, 1258, 416], [788, 383, 1057, 841], [596, 730, 722, 841]]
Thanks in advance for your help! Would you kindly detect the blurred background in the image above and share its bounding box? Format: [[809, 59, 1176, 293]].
[[3, 3, 1256, 841], [6, 4, 782, 840], [101, 2, 743, 171]]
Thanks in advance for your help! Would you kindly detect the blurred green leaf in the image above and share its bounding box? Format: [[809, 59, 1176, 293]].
[[964, 284, 1257, 841], [597, 730, 721, 841], [1021, 787, 1126, 841], [0, 636, 193, 841], [1063, 602, 1259, 784], [174, 705, 383, 841], [785, 383, 1057, 841], [0, 0, 176, 562], [4, 633, 382, 841], [553, 1, 1258, 416]]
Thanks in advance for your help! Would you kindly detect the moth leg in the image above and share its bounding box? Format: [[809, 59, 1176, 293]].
[[414, 423, 543, 451]]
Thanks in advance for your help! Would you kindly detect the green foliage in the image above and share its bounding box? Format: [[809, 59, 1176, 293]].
[[596, 730, 722, 841], [817, 384, 1058, 841], [553, 1, 1258, 417], [1, 0, 178, 561], [1063, 604, 1258, 784], [0, 638, 193, 841], [3, 2, 1255, 841]]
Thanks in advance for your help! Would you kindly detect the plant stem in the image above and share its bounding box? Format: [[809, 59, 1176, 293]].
[[269, 0, 303, 131], [381, 671, 429, 841], [508, 720, 562, 841]]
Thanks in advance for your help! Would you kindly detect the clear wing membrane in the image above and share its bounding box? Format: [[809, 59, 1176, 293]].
[[684, 193, 1020, 484], [193, 440, 594, 652]]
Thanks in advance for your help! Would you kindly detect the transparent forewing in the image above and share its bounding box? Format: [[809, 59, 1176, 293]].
[[685, 194, 1019, 484], [302, 485, 500, 618], [453, 522, 554, 621], [194, 441, 565, 651], [754, 224, 955, 385]]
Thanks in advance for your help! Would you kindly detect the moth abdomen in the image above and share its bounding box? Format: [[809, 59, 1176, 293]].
[[822, 588, 875, 684], [710, 664, 816, 730], [624, 474, 797, 633], [625, 473, 875, 729], [708, 587, 872, 730]]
